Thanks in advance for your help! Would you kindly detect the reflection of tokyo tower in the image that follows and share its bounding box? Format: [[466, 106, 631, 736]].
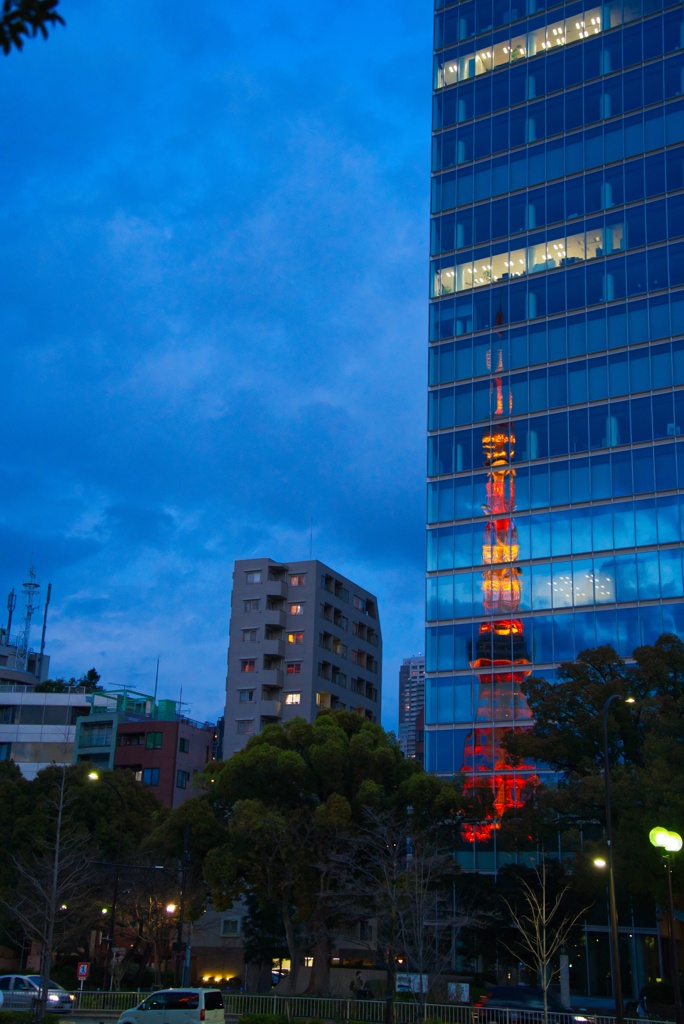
[[462, 319, 538, 842]]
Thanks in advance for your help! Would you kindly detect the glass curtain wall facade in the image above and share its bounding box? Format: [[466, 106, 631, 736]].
[[426, 0, 684, 858]]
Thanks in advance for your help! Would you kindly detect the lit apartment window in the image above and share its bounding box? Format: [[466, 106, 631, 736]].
[[237, 720, 254, 734], [241, 659, 256, 672], [245, 571, 262, 584], [142, 767, 160, 786], [287, 632, 304, 644], [285, 692, 302, 705], [290, 574, 306, 586], [286, 662, 302, 675], [239, 689, 255, 702], [289, 603, 304, 615], [244, 599, 260, 612], [242, 628, 258, 642], [145, 732, 162, 750]]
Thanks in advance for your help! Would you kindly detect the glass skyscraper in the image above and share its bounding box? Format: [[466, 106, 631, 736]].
[[426, 0, 684, 859]]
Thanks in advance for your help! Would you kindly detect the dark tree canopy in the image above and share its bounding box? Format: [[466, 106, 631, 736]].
[[499, 634, 684, 901], [0, 0, 64, 55]]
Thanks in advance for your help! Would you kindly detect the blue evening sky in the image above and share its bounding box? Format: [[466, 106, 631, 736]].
[[0, 0, 430, 731]]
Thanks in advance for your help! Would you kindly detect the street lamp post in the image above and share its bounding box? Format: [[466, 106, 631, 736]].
[[649, 827, 683, 1024], [602, 694, 634, 1024], [36, 766, 67, 1024], [88, 772, 126, 992]]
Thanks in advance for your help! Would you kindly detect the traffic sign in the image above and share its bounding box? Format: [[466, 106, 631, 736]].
[[77, 963, 90, 980]]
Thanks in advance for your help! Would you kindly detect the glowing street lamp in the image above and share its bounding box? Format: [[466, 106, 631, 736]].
[[650, 827, 683, 1024]]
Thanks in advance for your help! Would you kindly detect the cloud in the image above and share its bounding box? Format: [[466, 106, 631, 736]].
[[0, 0, 431, 729]]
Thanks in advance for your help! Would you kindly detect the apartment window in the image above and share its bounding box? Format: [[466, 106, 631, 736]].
[[286, 662, 302, 675], [177, 770, 190, 789], [242, 628, 258, 642], [285, 692, 302, 705], [287, 632, 304, 644], [245, 570, 262, 584], [290, 574, 306, 586], [80, 723, 112, 747], [0, 743, 11, 761], [221, 919, 240, 937], [237, 720, 254, 735], [244, 599, 260, 612], [119, 732, 145, 746], [289, 603, 304, 615], [179, 737, 190, 753], [360, 920, 374, 942], [241, 659, 256, 672], [0, 706, 14, 724], [145, 732, 163, 750], [142, 767, 160, 786], [239, 689, 255, 702], [353, 595, 367, 612]]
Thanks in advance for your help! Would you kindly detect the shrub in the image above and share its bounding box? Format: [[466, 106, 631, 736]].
[[240, 1014, 290, 1024]]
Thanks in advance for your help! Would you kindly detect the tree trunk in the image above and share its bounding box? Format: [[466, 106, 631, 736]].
[[305, 932, 333, 996], [281, 899, 301, 995]]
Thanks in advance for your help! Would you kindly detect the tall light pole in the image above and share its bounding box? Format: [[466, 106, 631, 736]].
[[37, 766, 67, 1024], [649, 827, 683, 1024], [88, 772, 126, 992], [602, 694, 634, 1024]]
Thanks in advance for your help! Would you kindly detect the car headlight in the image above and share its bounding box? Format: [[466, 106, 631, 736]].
[[48, 995, 59, 1002], [70, 995, 76, 1002]]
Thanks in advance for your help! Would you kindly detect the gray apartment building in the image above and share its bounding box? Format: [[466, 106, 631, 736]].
[[398, 654, 425, 761], [224, 558, 382, 755]]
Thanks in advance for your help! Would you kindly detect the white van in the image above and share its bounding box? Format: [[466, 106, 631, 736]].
[[117, 989, 224, 1024]]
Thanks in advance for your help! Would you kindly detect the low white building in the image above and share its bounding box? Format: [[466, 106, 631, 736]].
[[0, 685, 114, 778]]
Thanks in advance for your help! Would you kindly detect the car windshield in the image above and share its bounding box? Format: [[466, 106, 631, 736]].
[[26, 978, 62, 989]]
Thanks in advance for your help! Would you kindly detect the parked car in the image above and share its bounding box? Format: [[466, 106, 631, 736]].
[[473, 986, 595, 1024], [0, 975, 75, 1014], [117, 988, 225, 1024]]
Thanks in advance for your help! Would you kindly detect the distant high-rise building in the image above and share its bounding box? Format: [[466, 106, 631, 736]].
[[398, 655, 425, 761], [427, 0, 684, 848], [224, 558, 382, 755]]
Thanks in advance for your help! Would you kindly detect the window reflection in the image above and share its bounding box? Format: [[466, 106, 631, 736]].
[[436, 7, 604, 89]]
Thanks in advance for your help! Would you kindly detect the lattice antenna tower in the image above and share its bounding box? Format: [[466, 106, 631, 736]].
[[14, 564, 40, 671]]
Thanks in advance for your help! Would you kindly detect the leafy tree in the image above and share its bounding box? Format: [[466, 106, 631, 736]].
[[500, 635, 684, 901], [0, 765, 166, 988], [36, 668, 103, 693], [202, 712, 423, 996], [0, 0, 64, 55]]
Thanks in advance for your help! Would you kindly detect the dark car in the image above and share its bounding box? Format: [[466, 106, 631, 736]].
[[474, 986, 594, 1024]]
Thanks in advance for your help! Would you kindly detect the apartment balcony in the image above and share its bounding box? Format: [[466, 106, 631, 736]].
[[263, 609, 286, 628], [260, 669, 284, 687], [262, 639, 285, 658], [265, 579, 287, 599], [259, 699, 283, 718]]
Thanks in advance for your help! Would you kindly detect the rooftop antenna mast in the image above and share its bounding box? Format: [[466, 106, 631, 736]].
[[15, 565, 40, 671], [37, 582, 52, 679], [5, 588, 16, 643]]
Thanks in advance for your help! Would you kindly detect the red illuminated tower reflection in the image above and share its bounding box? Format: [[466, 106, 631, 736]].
[[463, 321, 537, 842]]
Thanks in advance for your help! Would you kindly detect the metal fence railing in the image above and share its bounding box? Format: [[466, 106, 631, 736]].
[[73, 990, 141, 1014], [66, 991, 673, 1024]]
